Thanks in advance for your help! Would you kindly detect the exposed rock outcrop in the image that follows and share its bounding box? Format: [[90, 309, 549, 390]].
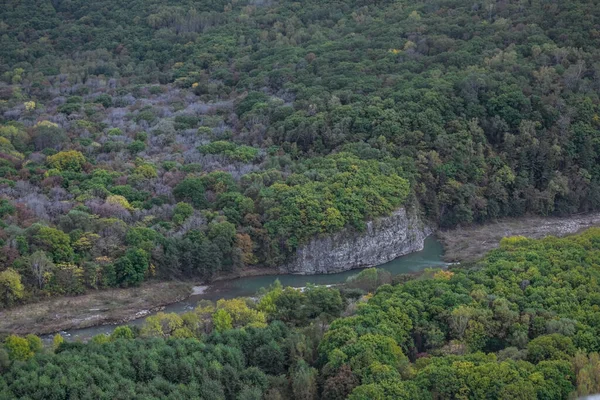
[[280, 207, 432, 274]]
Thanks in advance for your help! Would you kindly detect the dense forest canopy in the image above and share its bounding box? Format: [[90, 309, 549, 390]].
[[3, 229, 600, 399], [0, 0, 600, 303], [2, 1, 600, 398]]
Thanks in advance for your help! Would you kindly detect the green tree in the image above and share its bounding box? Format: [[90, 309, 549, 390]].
[[34, 226, 74, 263], [4, 335, 33, 361], [215, 298, 266, 328], [213, 309, 233, 332], [305, 285, 343, 320], [173, 202, 194, 225], [0, 268, 24, 307], [527, 334, 576, 363], [46, 150, 86, 171], [111, 326, 134, 340], [257, 280, 283, 315], [52, 334, 64, 351], [0, 199, 15, 218], [0, 348, 9, 373], [173, 177, 206, 208], [115, 248, 149, 287], [273, 288, 307, 325], [25, 334, 43, 353]]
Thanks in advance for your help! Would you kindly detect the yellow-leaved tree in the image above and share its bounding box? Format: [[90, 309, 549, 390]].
[[106, 195, 135, 210], [47, 150, 86, 172], [0, 268, 24, 308], [214, 298, 267, 329]]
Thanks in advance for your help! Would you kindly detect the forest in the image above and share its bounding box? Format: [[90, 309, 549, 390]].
[[0, 0, 599, 304], [2, 229, 600, 399], [2, 0, 600, 398]]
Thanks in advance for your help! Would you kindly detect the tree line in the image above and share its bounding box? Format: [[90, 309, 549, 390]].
[[1, 0, 600, 306], [3, 229, 600, 398]]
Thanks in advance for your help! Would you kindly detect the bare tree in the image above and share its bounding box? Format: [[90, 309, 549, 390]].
[[29, 251, 55, 290]]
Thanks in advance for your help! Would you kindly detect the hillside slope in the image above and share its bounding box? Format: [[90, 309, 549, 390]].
[[0, 0, 599, 306]]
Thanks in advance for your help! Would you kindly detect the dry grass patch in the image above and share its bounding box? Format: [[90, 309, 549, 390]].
[[0, 281, 191, 335]]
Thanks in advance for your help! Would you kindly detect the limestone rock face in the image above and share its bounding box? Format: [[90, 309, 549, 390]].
[[280, 208, 432, 274]]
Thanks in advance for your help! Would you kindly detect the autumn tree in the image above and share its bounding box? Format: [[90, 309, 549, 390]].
[[46, 150, 86, 172], [4, 335, 33, 361], [0, 268, 24, 307]]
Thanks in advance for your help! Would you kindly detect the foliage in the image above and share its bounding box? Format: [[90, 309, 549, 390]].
[[52, 334, 64, 351], [0, 330, 287, 399], [33, 226, 73, 263], [2, 232, 600, 397], [46, 151, 86, 172], [319, 229, 600, 399], [106, 195, 135, 211], [172, 177, 206, 208], [215, 298, 267, 329], [199, 141, 260, 162], [0, 268, 24, 308], [0, 0, 600, 360], [115, 248, 149, 287], [213, 309, 233, 332], [261, 153, 410, 258], [4, 335, 33, 361], [173, 202, 194, 225], [111, 326, 134, 340]]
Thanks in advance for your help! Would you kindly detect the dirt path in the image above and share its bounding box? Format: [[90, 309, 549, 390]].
[[438, 212, 600, 262], [0, 281, 192, 335]]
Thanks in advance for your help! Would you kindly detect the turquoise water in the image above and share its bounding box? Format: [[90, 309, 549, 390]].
[[196, 236, 445, 302], [53, 236, 445, 341]]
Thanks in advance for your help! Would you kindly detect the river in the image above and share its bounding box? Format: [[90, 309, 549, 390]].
[[51, 236, 445, 341]]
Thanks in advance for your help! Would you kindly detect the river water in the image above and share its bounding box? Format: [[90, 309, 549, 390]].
[[53, 236, 445, 341]]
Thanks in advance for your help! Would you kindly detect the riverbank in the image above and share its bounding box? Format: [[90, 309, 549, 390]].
[[38, 237, 444, 341], [5, 212, 600, 337], [438, 212, 600, 262], [0, 265, 289, 336], [0, 281, 191, 335], [0, 267, 302, 336]]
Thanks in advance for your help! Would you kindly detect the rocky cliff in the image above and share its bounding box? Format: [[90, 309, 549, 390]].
[[280, 208, 432, 274]]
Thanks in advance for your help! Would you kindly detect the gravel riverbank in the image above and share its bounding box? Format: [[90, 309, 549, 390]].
[[438, 212, 600, 262], [0, 281, 192, 335]]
